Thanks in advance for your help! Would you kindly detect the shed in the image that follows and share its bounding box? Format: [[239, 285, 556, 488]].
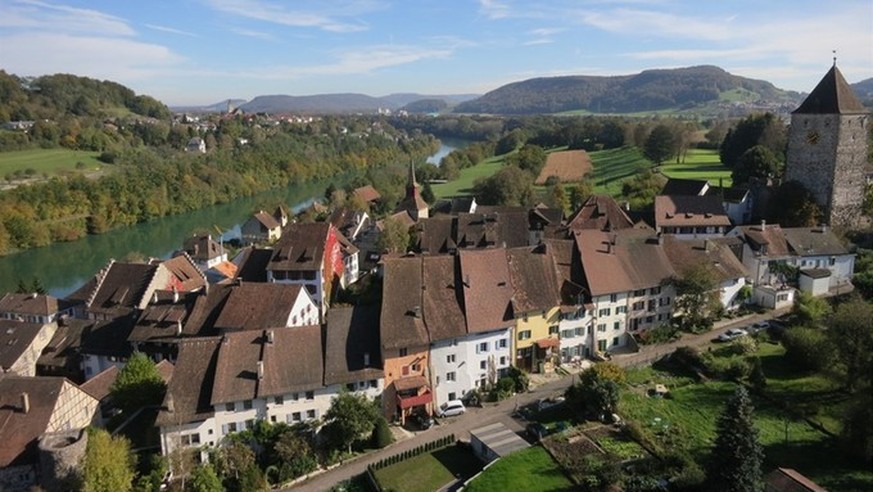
[[798, 268, 830, 297], [469, 422, 530, 464]]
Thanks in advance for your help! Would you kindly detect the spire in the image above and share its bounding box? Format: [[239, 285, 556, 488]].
[[793, 63, 867, 115], [407, 161, 418, 189]]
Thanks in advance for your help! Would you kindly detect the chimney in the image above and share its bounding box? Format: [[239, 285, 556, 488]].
[[267, 330, 275, 344], [364, 352, 370, 366], [760, 219, 766, 231], [172, 286, 179, 303], [21, 393, 30, 414], [176, 321, 183, 336], [166, 393, 175, 413], [704, 239, 711, 252], [257, 360, 264, 380]]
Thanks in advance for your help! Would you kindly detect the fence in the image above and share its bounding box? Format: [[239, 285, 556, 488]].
[[366, 434, 456, 491]]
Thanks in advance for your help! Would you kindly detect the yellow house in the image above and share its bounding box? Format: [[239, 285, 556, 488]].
[[506, 248, 561, 373]]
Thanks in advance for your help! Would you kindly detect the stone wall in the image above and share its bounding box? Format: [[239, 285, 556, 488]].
[[38, 429, 88, 491]]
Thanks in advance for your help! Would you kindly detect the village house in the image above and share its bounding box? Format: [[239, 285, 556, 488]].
[[663, 236, 749, 311], [212, 282, 319, 332], [654, 195, 732, 238], [36, 318, 88, 382], [542, 239, 597, 363], [0, 319, 57, 377], [0, 293, 70, 324], [182, 234, 227, 271], [241, 210, 283, 244], [186, 137, 206, 153], [565, 195, 635, 232]]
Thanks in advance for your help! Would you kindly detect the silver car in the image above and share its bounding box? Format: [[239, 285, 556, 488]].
[[436, 400, 466, 417]]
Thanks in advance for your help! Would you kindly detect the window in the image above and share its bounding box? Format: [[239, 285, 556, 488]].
[[446, 354, 456, 363], [402, 365, 410, 376], [633, 289, 646, 296], [480, 360, 487, 370], [225, 402, 235, 412], [777, 293, 789, 302], [598, 308, 611, 317], [399, 348, 408, 357], [499, 356, 507, 366], [632, 301, 644, 310], [369, 379, 378, 388], [648, 299, 656, 312], [448, 392, 457, 401], [477, 342, 489, 353], [228, 422, 238, 433], [291, 393, 299, 401], [274, 395, 283, 405], [549, 326, 559, 335], [446, 371, 456, 381], [646, 316, 654, 323], [597, 323, 606, 332], [613, 321, 621, 330], [498, 338, 508, 349], [616, 306, 627, 314], [650, 286, 661, 295], [290, 412, 301, 423], [412, 363, 421, 372], [574, 327, 583, 337], [243, 400, 252, 410], [306, 409, 316, 420], [609, 294, 618, 302], [830, 257, 836, 266], [659, 297, 671, 306], [612, 337, 620, 346], [245, 419, 254, 430], [518, 330, 531, 340], [561, 329, 574, 339], [347, 383, 356, 391], [305, 391, 314, 400], [270, 415, 277, 423]]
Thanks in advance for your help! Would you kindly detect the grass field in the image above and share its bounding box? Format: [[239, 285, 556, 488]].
[[620, 342, 873, 491], [431, 154, 507, 199], [660, 148, 732, 187], [0, 148, 102, 176], [372, 445, 481, 492], [464, 446, 574, 492], [588, 146, 651, 196]]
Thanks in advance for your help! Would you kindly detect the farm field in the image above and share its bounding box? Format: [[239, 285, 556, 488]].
[[659, 148, 732, 187], [619, 342, 873, 491], [431, 154, 506, 199], [464, 446, 574, 492], [0, 148, 102, 176], [372, 445, 480, 492], [535, 149, 592, 185], [587, 146, 651, 196]]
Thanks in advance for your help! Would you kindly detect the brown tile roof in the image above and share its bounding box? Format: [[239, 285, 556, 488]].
[[233, 247, 273, 282], [663, 236, 748, 284], [783, 227, 849, 257], [394, 375, 429, 392], [0, 320, 46, 371], [575, 229, 676, 296], [79, 365, 119, 401], [380, 257, 430, 350], [211, 327, 324, 404], [541, 239, 587, 306], [566, 195, 634, 232], [210, 261, 239, 280], [535, 149, 593, 185], [80, 314, 136, 358], [213, 283, 308, 332], [156, 359, 175, 382], [182, 284, 234, 337], [794, 64, 867, 115], [734, 224, 792, 257], [0, 293, 59, 317], [183, 235, 225, 262], [459, 249, 514, 333], [506, 247, 561, 314], [655, 195, 731, 229], [661, 178, 709, 196], [379, 211, 418, 231], [0, 376, 79, 467], [86, 261, 159, 314], [161, 255, 207, 292], [416, 216, 456, 254], [353, 185, 382, 203], [422, 256, 466, 342], [253, 211, 281, 230], [268, 222, 330, 272], [156, 337, 221, 426], [325, 306, 383, 386], [128, 292, 198, 343], [764, 467, 827, 492], [37, 319, 88, 379]]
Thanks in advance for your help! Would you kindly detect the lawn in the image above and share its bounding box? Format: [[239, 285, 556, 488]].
[[620, 341, 873, 491], [431, 154, 507, 199], [0, 148, 103, 176], [464, 446, 574, 492], [372, 445, 481, 492], [587, 146, 651, 197], [659, 148, 732, 187]]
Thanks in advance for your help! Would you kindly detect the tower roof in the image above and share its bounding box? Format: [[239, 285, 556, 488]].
[[794, 64, 867, 115]]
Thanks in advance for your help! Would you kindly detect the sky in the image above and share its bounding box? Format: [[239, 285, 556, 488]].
[[0, 0, 871, 106]]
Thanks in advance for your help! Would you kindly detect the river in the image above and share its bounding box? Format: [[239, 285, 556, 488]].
[[426, 137, 469, 166], [0, 139, 465, 298]]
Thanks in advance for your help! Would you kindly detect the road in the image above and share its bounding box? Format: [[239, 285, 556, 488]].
[[287, 308, 789, 491]]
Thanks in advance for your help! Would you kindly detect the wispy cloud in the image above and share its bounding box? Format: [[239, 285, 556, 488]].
[[230, 27, 275, 41], [524, 27, 564, 46], [271, 44, 453, 78], [478, 0, 512, 19], [204, 0, 384, 33], [145, 23, 197, 37], [578, 8, 732, 41], [2, 0, 135, 35]]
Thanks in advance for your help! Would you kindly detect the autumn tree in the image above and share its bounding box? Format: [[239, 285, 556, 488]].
[[673, 263, 721, 333], [274, 429, 318, 480], [378, 216, 410, 254], [506, 143, 547, 177], [189, 463, 224, 492], [565, 366, 620, 419], [321, 392, 380, 454], [708, 386, 764, 492], [791, 290, 831, 327], [82, 428, 136, 492], [110, 352, 166, 415]]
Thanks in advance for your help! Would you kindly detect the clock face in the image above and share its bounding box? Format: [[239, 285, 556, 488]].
[[806, 130, 820, 145]]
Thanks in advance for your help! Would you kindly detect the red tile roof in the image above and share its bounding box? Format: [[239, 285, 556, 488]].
[[268, 222, 331, 272], [566, 195, 634, 232], [459, 249, 514, 333], [655, 195, 731, 229], [353, 185, 382, 203], [0, 293, 59, 317], [213, 283, 308, 332], [380, 257, 430, 350], [575, 229, 676, 296]]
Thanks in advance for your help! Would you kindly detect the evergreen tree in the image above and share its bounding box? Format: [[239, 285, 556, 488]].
[[371, 416, 395, 448], [109, 351, 166, 415], [709, 386, 764, 492], [643, 124, 678, 166]]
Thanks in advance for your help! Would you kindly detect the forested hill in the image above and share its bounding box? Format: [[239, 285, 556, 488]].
[[454, 65, 802, 115], [853, 77, 873, 107], [0, 71, 170, 121]]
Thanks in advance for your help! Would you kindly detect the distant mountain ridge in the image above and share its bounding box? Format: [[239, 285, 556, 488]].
[[171, 93, 478, 114], [454, 65, 806, 115]]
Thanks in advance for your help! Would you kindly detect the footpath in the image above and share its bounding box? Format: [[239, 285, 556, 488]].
[[287, 308, 791, 491]]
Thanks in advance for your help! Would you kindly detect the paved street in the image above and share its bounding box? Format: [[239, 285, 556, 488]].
[[286, 308, 789, 491]]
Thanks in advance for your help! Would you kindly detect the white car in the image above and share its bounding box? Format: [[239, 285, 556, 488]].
[[436, 400, 466, 418], [718, 328, 748, 342]]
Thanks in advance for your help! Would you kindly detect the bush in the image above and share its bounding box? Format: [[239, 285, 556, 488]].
[[725, 336, 758, 356], [592, 362, 627, 384], [782, 327, 833, 371], [703, 354, 750, 381], [489, 377, 515, 401], [506, 366, 530, 393], [640, 323, 680, 344], [371, 416, 394, 449]]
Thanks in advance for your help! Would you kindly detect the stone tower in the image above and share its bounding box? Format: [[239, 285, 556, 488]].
[[784, 63, 869, 228]]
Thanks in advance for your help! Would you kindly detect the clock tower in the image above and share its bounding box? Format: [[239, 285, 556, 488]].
[[784, 63, 869, 228]]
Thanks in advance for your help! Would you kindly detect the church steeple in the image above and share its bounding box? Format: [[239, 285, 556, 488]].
[[406, 162, 420, 199], [793, 63, 866, 115]]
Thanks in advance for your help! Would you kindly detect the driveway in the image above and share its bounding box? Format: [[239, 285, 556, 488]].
[[286, 307, 791, 491]]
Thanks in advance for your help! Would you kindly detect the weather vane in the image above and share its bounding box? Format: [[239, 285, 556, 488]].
[[832, 50, 837, 66]]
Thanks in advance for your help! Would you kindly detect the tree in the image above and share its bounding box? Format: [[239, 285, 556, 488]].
[[378, 216, 410, 254], [110, 352, 166, 415], [506, 144, 547, 177], [567, 180, 593, 212], [82, 428, 136, 492], [189, 463, 224, 492], [495, 128, 526, 155], [673, 263, 721, 333], [732, 145, 781, 185], [782, 326, 833, 371], [565, 367, 620, 419], [829, 298, 873, 393], [546, 181, 569, 214], [791, 290, 831, 327], [719, 113, 786, 168], [371, 416, 395, 449], [274, 429, 318, 480], [214, 440, 259, 492], [421, 181, 436, 204], [708, 386, 764, 492], [472, 165, 534, 206], [643, 124, 677, 166], [766, 180, 823, 227], [322, 392, 380, 453]]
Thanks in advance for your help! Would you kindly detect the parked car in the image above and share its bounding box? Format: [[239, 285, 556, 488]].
[[749, 321, 769, 333], [436, 400, 466, 418], [718, 328, 749, 342], [413, 411, 434, 430], [536, 396, 565, 412]]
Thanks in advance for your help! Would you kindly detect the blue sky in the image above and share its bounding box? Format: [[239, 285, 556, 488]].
[[1, 0, 871, 106]]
